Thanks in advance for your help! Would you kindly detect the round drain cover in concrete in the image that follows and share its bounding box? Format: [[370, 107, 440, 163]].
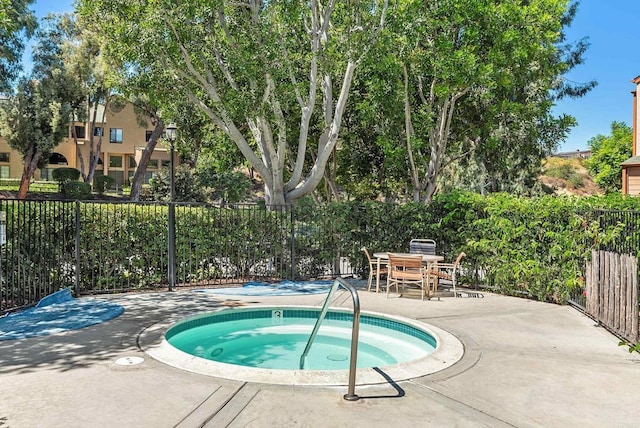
[[115, 356, 145, 366]]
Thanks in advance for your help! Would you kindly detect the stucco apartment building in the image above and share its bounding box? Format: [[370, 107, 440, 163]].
[[621, 75, 640, 195], [0, 102, 171, 188]]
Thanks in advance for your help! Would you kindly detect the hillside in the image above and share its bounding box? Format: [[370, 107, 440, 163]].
[[539, 156, 602, 196]]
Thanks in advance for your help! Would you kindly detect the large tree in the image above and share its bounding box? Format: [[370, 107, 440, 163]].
[[127, 93, 166, 202], [585, 121, 632, 193], [72, 5, 244, 202], [0, 14, 76, 199], [347, 0, 594, 202], [59, 13, 117, 185], [0, 79, 71, 198], [78, 0, 389, 205], [0, 0, 37, 92]]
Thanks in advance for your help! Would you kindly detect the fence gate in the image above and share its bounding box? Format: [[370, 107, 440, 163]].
[[585, 249, 639, 343]]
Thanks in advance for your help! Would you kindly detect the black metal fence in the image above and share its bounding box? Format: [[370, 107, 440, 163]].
[[568, 209, 640, 310], [572, 209, 640, 344], [0, 199, 368, 313], [594, 209, 640, 255], [4, 199, 640, 319], [0, 199, 76, 312]]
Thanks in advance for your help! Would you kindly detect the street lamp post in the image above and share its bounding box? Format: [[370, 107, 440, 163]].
[[165, 123, 177, 291], [166, 123, 177, 202]]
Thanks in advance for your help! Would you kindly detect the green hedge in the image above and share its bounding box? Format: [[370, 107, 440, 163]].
[[53, 168, 81, 193], [4, 192, 640, 310], [294, 192, 640, 303], [0, 200, 76, 310], [75, 203, 291, 291], [75, 192, 640, 302]]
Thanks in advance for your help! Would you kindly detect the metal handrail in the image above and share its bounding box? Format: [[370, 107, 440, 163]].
[[299, 278, 361, 401]]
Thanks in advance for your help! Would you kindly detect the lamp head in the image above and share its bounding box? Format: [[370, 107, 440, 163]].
[[166, 123, 177, 142]]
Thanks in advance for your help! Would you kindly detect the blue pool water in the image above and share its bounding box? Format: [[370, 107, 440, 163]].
[[166, 308, 437, 370]]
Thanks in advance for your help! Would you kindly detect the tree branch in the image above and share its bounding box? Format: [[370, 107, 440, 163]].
[[212, 42, 239, 91], [403, 64, 421, 200], [287, 60, 357, 200], [165, 20, 223, 104], [266, 74, 288, 172]]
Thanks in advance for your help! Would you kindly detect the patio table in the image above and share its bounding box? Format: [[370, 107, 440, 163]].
[[372, 252, 444, 294]]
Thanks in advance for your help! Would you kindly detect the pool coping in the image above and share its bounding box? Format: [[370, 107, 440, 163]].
[[138, 304, 464, 386]]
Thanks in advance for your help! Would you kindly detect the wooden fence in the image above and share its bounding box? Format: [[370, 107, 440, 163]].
[[585, 250, 639, 343]]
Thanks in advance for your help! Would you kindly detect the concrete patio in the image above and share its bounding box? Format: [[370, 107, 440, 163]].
[[1, 284, 639, 427]]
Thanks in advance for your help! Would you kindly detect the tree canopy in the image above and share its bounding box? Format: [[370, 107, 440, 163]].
[[78, 0, 389, 205], [0, 0, 37, 92], [0, 13, 77, 199], [76, 0, 594, 203], [585, 121, 632, 193], [338, 0, 594, 202]]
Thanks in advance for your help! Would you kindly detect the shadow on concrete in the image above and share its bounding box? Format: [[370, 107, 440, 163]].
[[0, 292, 253, 376], [356, 367, 406, 399]]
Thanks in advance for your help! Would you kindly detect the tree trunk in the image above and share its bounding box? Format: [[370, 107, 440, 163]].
[[264, 181, 286, 206], [72, 97, 109, 184], [285, 61, 357, 202], [86, 98, 109, 184], [129, 117, 164, 201], [403, 64, 422, 202], [71, 121, 88, 182], [420, 88, 469, 203], [17, 154, 40, 200]]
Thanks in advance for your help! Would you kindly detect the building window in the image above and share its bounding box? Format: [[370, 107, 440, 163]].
[[40, 168, 54, 181], [161, 160, 170, 168], [0, 152, 9, 162], [147, 159, 158, 169], [0, 165, 9, 179], [48, 153, 68, 165], [109, 128, 123, 144], [93, 127, 103, 137], [109, 155, 123, 168], [73, 126, 86, 139], [128, 156, 137, 168], [108, 170, 124, 187], [145, 130, 153, 142]]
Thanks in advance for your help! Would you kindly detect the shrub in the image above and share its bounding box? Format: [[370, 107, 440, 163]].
[[200, 170, 251, 204], [94, 175, 115, 194], [568, 174, 584, 189], [543, 160, 586, 191], [8, 190, 640, 305], [52, 168, 81, 191], [545, 163, 574, 180], [146, 165, 206, 202], [63, 181, 91, 200]]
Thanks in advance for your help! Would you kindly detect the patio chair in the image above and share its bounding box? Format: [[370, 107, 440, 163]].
[[386, 253, 429, 300], [409, 238, 436, 255], [427, 252, 466, 297], [362, 247, 387, 292]]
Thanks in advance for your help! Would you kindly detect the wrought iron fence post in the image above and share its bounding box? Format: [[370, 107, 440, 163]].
[[168, 202, 176, 291], [74, 200, 80, 297], [290, 204, 295, 281], [0, 209, 4, 299]]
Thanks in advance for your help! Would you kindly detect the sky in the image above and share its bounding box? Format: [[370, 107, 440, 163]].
[[552, 1, 640, 152], [26, 0, 640, 153]]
